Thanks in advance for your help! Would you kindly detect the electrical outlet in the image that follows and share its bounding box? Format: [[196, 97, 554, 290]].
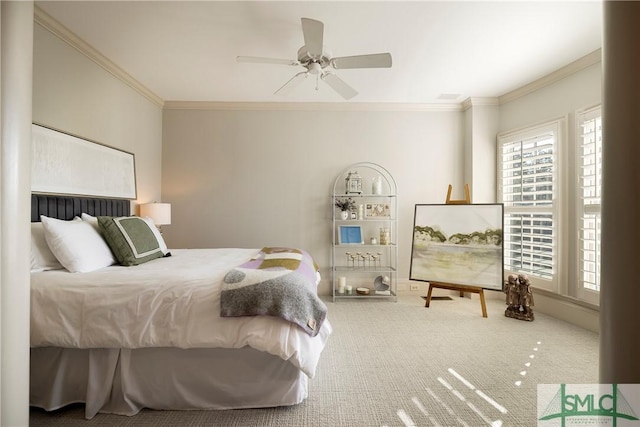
[[410, 284, 419, 291]]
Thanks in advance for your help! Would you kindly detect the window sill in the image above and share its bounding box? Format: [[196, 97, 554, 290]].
[[531, 286, 599, 312]]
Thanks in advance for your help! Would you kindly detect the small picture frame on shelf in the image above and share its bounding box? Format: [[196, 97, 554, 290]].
[[338, 225, 364, 244], [365, 203, 391, 218], [350, 211, 357, 220]]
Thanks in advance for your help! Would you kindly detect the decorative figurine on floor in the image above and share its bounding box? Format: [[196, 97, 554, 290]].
[[504, 273, 535, 321], [505, 274, 519, 312]]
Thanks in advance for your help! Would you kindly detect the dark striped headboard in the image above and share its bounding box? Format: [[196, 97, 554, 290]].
[[31, 194, 131, 222]]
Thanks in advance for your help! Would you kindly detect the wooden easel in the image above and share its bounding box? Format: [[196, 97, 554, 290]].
[[423, 184, 488, 318], [445, 183, 471, 205]]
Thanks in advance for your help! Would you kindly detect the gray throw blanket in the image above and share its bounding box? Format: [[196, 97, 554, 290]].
[[220, 247, 327, 337]]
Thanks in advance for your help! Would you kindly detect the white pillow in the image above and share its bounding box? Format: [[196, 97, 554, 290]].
[[31, 221, 81, 272], [81, 212, 100, 230], [41, 215, 116, 273]]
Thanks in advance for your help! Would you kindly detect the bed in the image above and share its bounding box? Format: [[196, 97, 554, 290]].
[[29, 194, 332, 419]]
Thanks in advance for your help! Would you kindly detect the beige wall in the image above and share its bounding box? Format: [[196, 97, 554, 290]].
[[499, 63, 601, 131], [162, 63, 601, 300], [469, 103, 499, 203], [161, 107, 466, 295], [32, 23, 163, 210]]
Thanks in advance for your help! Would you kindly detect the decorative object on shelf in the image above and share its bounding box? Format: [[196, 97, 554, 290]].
[[345, 251, 382, 269], [373, 275, 391, 295], [356, 287, 370, 295], [379, 227, 390, 245], [345, 170, 363, 194], [337, 276, 346, 294], [374, 275, 390, 291], [369, 252, 382, 268], [335, 197, 356, 220], [358, 252, 367, 268], [504, 273, 535, 321], [370, 237, 377, 245], [338, 225, 363, 244], [345, 285, 353, 295], [366, 203, 391, 218], [345, 252, 355, 268], [358, 204, 364, 220], [372, 175, 383, 195]]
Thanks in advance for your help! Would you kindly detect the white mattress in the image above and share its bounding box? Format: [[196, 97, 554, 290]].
[[31, 248, 332, 377]]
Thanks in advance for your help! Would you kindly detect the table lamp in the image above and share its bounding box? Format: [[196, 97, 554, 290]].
[[140, 202, 171, 233]]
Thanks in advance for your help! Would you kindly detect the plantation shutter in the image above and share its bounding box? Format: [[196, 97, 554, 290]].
[[578, 107, 602, 292], [499, 125, 556, 282]]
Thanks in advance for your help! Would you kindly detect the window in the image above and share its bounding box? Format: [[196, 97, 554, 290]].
[[577, 107, 602, 300], [498, 110, 603, 305], [498, 120, 562, 291]]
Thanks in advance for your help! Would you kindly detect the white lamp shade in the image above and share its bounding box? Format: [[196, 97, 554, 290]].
[[140, 203, 171, 226]]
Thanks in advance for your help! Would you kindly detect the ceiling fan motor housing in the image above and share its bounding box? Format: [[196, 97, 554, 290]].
[[297, 46, 332, 70]]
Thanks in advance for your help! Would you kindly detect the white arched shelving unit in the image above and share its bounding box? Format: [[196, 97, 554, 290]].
[[331, 162, 397, 302]]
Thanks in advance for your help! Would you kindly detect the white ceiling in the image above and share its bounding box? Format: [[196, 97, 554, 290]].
[[36, 1, 603, 104]]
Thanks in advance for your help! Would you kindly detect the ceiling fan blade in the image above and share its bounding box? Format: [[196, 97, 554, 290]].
[[301, 18, 324, 59], [275, 71, 308, 96], [322, 73, 358, 100], [331, 53, 392, 69], [237, 56, 299, 66]]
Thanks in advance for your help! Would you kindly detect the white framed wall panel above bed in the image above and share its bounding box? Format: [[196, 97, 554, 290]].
[[31, 123, 137, 199]]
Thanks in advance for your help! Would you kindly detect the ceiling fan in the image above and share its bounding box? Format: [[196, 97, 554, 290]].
[[237, 18, 392, 100]]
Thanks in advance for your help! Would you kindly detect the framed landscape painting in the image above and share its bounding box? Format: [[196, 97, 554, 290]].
[[409, 204, 504, 291]]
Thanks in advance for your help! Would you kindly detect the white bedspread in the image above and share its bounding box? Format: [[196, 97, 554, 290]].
[[30, 248, 332, 377]]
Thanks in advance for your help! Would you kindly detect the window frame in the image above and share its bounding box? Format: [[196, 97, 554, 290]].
[[574, 105, 602, 305], [497, 118, 566, 293]]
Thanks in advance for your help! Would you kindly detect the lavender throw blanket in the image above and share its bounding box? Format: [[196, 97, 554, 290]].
[[220, 247, 327, 337]]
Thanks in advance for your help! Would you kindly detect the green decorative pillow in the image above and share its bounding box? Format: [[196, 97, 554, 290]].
[[98, 216, 168, 266]]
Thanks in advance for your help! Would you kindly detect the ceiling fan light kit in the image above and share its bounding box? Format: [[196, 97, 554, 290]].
[[237, 17, 392, 100]]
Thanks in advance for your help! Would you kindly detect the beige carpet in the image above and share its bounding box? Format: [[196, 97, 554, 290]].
[[30, 294, 598, 426]]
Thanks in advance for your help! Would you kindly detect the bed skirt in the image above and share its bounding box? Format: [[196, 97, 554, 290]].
[[30, 346, 309, 419]]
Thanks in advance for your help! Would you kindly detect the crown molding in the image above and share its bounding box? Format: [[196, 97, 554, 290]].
[[162, 101, 464, 112], [34, 6, 164, 108], [498, 49, 601, 105], [461, 97, 500, 111]]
